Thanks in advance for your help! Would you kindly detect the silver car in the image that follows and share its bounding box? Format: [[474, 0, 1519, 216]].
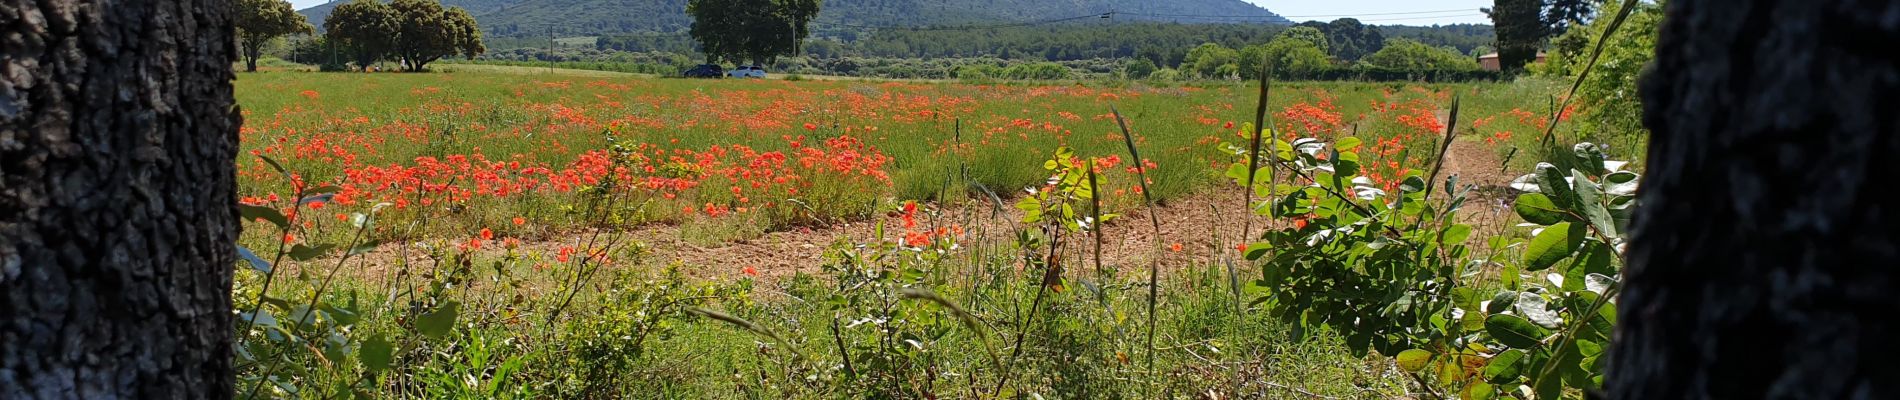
[[726, 65, 767, 79]]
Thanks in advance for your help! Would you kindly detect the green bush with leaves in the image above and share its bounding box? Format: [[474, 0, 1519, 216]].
[[1410, 144, 1636, 399], [1225, 131, 1477, 358], [1361, 38, 1482, 71], [1542, 0, 1666, 147]]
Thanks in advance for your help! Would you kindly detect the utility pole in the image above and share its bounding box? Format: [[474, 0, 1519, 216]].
[[548, 25, 555, 74]]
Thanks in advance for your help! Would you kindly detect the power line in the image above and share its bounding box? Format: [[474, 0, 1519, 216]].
[[1355, 14, 1490, 23], [1120, 8, 1478, 20], [1282, 8, 1482, 18], [811, 12, 1113, 32], [1116, 12, 1487, 24]]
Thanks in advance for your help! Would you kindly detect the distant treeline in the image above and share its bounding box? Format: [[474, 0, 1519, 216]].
[[593, 20, 1494, 67], [381, 19, 1503, 82]]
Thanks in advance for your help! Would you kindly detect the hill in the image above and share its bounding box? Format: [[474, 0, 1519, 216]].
[[299, 0, 1287, 37]]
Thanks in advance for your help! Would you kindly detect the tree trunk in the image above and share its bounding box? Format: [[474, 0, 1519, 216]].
[[245, 44, 261, 72], [0, 0, 240, 398], [1609, 0, 1900, 398]]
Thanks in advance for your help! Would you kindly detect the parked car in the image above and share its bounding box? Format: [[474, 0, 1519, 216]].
[[727, 65, 767, 79], [682, 64, 724, 78]]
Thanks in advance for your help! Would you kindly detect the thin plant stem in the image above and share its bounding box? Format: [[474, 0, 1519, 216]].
[[1110, 106, 1165, 399]]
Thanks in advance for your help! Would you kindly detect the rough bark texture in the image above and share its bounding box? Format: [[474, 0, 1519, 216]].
[[1609, 0, 1900, 398], [0, 0, 240, 399]]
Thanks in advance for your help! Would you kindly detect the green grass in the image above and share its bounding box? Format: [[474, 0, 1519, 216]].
[[230, 70, 1568, 399], [236, 70, 1533, 244]]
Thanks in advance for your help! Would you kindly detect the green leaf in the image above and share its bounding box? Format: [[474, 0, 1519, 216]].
[[1603, 171, 1640, 197], [415, 301, 460, 339], [1535, 339, 1581, 399], [242, 310, 279, 328], [1243, 242, 1273, 261], [298, 193, 335, 206], [306, 185, 343, 195], [258, 154, 290, 177], [1565, 241, 1616, 292], [1524, 222, 1584, 271], [1585, 273, 1617, 295], [1336, 136, 1363, 151], [1572, 143, 1608, 177], [1014, 196, 1043, 223], [240, 204, 290, 229], [1485, 349, 1528, 383], [1534, 163, 1581, 211], [237, 245, 272, 274], [1463, 381, 1497, 400], [1452, 287, 1479, 310], [347, 241, 382, 257], [1486, 291, 1517, 314], [360, 335, 393, 373], [1567, 339, 1603, 388], [1516, 292, 1562, 328], [1400, 175, 1427, 193], [286, 305, 319, 328], [1459, 307, 1486, 330], [1572, 169, 1620, 239], [289, 244, 336, 262], [1396, 349, 1432, 373], [1512, 193, 1567, 225], [1485, 314, 1548, 348], [1441, 224, 1473, 245], [1224, 163, 1249, 186]]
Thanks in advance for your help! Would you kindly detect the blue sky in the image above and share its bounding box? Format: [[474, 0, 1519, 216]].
[[1248, 0, 1492, 25], [289, 0, 1494, 25]]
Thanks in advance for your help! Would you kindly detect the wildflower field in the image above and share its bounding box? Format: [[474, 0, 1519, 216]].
[[233, 69, 1630, 399]]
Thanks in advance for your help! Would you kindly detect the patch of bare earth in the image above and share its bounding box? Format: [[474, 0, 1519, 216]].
[[311, 110, 1520, 288]]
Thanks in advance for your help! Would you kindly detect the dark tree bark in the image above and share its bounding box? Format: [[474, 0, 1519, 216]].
[[1609, 0, 1900, 398], [0, 0, 241, 398]]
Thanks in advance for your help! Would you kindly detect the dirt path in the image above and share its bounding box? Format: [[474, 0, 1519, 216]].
[[317, 187, 1257, 288], [315, 110, 1520, 287]]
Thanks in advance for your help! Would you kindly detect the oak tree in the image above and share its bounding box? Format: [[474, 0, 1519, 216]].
[[1608, 0, 1900, 397], [1, 0, 242, 398], [1360, 38, 1481, 71], [236, 0, 315, 72], [325, 0, 399, 70], [686, 0, 822, 65], [390, 0, 485, 72]]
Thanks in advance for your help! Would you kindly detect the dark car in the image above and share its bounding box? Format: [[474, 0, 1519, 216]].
[[682, 64, 725, 78]]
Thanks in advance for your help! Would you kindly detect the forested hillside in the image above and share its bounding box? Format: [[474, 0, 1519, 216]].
[[299, 0, 514, 29], [299, 0, 1286, 37]]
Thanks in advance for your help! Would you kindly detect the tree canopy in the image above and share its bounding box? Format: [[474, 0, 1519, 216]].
[[325, 0, 399, 70], [1299, 18, 1385, 61], [1183, 42, 1239, 78], [1541, 0, 1596, 35], [390, 0, 485, 71], [1275, 26, 1331, 54], [236, 0, 314, 72], [1359, 38, 1480, 71], [686, 0, 822, 64], [325, 0, 484, 71], [1485, 0, 1546, 72], [1250, 31, 1332, 79]]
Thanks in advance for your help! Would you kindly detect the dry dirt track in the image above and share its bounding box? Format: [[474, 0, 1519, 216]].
[[309, 110, 1524, 287]]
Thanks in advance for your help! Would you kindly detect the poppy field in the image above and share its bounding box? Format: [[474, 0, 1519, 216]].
[[231, 69, 1606, 398]]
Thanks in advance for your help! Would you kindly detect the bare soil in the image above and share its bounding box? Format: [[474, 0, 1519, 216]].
[[309, 110, 1520, 287]]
